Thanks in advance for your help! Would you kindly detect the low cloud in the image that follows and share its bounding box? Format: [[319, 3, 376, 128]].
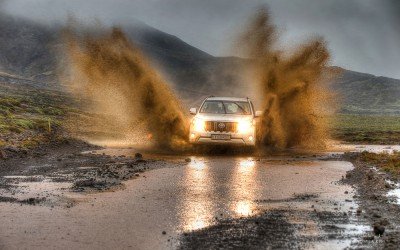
[[1, 0, 400, 78]]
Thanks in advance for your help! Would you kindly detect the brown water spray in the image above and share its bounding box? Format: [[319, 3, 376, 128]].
[[62, 27, 189, 150], [241, 7, 336, 149], [61, 9, 334, 151]]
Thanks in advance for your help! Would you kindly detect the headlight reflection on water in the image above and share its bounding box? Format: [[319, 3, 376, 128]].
[[179, 158, 260, 232], [233, 158, 257, 216], [235, 200, 254, 216], [181, 158, 213, 231], [239, 158, 255, 170], [189, 159, 206, 170]]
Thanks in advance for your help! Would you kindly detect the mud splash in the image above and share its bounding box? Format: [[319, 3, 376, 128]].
[[62, 27, 189, 150], [241, 7, 335, 150]]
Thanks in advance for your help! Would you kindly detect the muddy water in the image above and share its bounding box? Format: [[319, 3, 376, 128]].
[[0, 154, 361, 249], [240, 7, 334, 149], [331, 144, 400, 154], [386, 179, 400, 205]]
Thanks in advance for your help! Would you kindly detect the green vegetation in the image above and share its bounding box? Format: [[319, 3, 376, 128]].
[[1, 79, 400, 150], [358, 151, 400, 178], [0, 83, 74, 149], [0, 96, 63, 134], [333, 114, 400, 144]]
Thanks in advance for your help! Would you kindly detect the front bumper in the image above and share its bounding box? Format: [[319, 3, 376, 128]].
[[189, 130, 256, 146]]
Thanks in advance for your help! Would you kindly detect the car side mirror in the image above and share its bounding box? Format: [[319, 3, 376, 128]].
[[255, 111, 263, 117], [189, 108, 197, 115]]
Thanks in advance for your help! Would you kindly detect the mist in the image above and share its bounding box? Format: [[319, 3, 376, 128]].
[[1, 0, 400, 79]]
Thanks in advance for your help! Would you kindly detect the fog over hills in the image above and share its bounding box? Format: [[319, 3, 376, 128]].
[[0, 12, 399, 114]]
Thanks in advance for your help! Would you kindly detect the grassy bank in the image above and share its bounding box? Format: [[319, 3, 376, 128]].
[[0, 83, 76, 149], [333, 114, 400, 144], [1, 80, 400, 149], [358, 151, 400, 178]]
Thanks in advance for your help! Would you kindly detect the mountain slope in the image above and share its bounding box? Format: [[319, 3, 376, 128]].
[[0, 13, 57, 80], [333, 67, 400, 114], [0, 12, 399, 114]]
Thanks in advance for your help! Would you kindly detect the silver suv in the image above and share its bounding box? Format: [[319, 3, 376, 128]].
[[189, 96, 261, 146]]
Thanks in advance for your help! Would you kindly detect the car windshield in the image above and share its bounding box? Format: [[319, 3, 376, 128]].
[[200, 101, 251, 115]]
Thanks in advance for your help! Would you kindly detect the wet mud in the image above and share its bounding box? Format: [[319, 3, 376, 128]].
[[0, 139, 170, 207], [179, 209, 353, 249], [1, 145, 400, 249], [343, 152, 400, 249]]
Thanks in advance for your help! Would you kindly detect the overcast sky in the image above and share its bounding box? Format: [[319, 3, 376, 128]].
[[2, 0, 400, 78]]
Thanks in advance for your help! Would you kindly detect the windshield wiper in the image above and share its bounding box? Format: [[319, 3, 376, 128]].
[[231, 102, 248, 114]]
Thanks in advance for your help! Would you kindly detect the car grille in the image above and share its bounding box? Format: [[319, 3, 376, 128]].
[[205, 121, 237, 133]]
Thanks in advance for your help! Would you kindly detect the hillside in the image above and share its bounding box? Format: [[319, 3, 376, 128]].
[[0, 13, 58, 82], [0, 12, 399, 114], [333, 68, 400, 114]]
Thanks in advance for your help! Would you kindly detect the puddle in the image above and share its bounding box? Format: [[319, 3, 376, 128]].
[[176, 157, 356, 232], [0, 175, 83, 206], [92, 148, 190, 163], [387, 187, 400, 205], [308, 223, 369, 249], [310, 239, 357, 249], [0, 151, 366, 249], [340, 224, 370, 234], [327, 144, 400, 157], [383, 179, 400, 205], [346, 145, 400, 154], [3, 175, 48, 182], [77, 166, 99, 170]]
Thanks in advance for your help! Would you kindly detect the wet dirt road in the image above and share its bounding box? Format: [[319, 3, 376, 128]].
[[0, 151, 365, 249]]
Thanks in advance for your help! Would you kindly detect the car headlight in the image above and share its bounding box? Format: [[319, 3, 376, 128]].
[[237, 120, 253, 134], [193, 118, 205, 132]]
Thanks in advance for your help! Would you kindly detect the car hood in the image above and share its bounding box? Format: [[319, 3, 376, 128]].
[[194, 114, 253, 122]]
